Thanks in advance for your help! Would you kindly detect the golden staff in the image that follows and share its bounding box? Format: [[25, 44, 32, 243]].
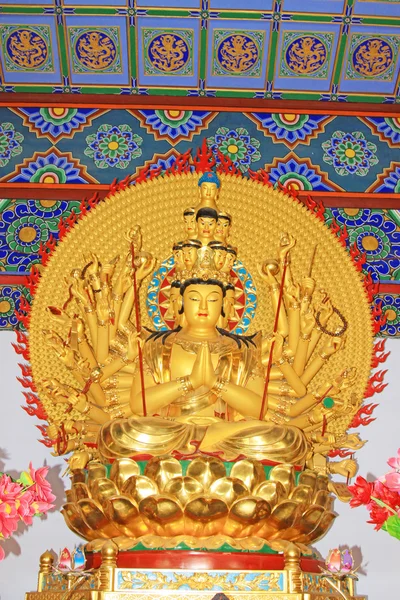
[[131, 242, 147, 417], [259, 257, 288, 420]]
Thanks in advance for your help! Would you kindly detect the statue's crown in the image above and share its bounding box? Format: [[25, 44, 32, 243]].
[[174, 241, 231, 286]]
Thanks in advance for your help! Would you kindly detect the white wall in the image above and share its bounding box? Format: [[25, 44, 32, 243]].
[[0, 331, 398, 599]]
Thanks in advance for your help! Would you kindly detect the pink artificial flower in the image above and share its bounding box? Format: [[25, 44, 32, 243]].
[[28, 463, 55, 509], [0, 501, 19, 538], [0, 544, 4, 561], [387, 448, 400, 470], [384, 449, 400, 492], [16, 490, 36, 526], [384, 471, 400, 492], [0, 474, 23, 502]]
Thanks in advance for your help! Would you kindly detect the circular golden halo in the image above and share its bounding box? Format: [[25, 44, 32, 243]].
[[28, 172, 374, 434]]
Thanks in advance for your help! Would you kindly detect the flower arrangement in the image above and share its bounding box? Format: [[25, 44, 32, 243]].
[[348, 448, 400, 540], [0, 463, 55, 560]]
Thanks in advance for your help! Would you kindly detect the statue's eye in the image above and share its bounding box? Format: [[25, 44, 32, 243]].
[[189, 296, 200, 301]]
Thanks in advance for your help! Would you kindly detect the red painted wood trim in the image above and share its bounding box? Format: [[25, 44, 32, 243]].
[[378, 283, 400, 293], [0, 274, 30, 286], [2, 183, 400, 209], [1, 93, 400, 117], [85, 548, 322, 573]]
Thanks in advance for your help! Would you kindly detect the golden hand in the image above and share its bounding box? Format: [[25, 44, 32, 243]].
[[46, 424, 60, 441], [125, 225, 142, 252], [301, 276, 315, 299], [101, 255, 119, 281], [75, 360, 92, 381], [188, 343, 207, 389], [300, 309, 316, 336], [202, 341, 218, 389], [136, 254, 156, 282], [70, 278, 89, 306], [41, 378, 70, 402], [339, 433, 365, 450], [127, 331, 142, 361], [285, 282, 300, 305], [329, 459, 358, 479], [321, 335, 344, 357], [271, 332, 284, 361], [315, 293, 334, 326], [279, 232, 296, 263], [68, 391, 89, 413], [46, 306, 71, 328], [96, 295, 110, 323], [257, 261, 278, 286], [84, 252, 100, 278]]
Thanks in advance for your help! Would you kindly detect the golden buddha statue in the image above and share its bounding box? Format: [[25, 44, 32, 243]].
[[40, 172, 363, 484]]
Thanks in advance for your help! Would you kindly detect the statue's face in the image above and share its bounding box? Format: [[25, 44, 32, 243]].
[[199, 182, 218, 202], [214, 248, 227, 270], [183, 284, 223, 328], [223, 252, 236, 271], [215, 218, 230, 242], [197, 216, 217, 240], [224, 289, 235, 319], [182, 245, 198, 269], [166, 286, 181, 320], [183, 212, 196, 237], [173, 247, 183, 267]]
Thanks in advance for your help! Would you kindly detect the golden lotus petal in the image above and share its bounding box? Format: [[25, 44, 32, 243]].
[[290, 505, 325, 543], [269, 464, 295, 496], [223, 496, 270, 538], [71, 482, 91, 502], [62, 502, 98, 541], [290, 485, 313, 505], [184, 496, 228, 537], [303, 511, 336, 544], [90, 478, 120, 506], [103, 496, 150, 537], [121, 475, 159, 503], [65, 489, 75, 503], [110, 458, 140, 491], [186, 456, 226, 490], [298, 470, 317, 492], [253, 480, 286, 508], [164, 476, 204, 507], [265, 500, 302, 540], [144, 456, 182, 491], [139, 495, 184, 536], [313, 489, 334, 511], [86, 463, 107, 491], [315, 474, 329, 492], [230, 459, 265, 492], [78, 498, 122, 538], [209, 477, 249, 507]]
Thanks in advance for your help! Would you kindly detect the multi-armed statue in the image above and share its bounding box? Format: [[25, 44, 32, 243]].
[[43, 172, 361, 478], [25, 168, 372, 599]]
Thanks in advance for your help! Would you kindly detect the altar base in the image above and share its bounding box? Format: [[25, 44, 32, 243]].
[[25, 546, 365, 600]]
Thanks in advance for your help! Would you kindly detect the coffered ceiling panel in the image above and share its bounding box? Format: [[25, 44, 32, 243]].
[[0, 0, 399, 103]]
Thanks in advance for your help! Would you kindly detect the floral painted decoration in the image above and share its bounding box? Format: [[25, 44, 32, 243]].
[[207, 127, 261, 173], [0, 463, 55, 560], [348, 448, 400, 540], [322, 131, 378, 176], [85, 124, 143, 169]]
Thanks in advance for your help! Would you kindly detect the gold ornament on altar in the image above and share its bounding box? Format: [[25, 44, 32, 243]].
[[27, 166, 373, 551]]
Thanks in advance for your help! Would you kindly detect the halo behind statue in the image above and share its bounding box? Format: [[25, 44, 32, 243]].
[[29, 172, 373, 435]]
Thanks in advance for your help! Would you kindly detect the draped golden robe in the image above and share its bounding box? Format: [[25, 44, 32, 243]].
[[98, 333, 309, 464]]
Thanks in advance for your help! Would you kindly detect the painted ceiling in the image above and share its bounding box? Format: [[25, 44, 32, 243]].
[[1, 1, 400, 103]]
